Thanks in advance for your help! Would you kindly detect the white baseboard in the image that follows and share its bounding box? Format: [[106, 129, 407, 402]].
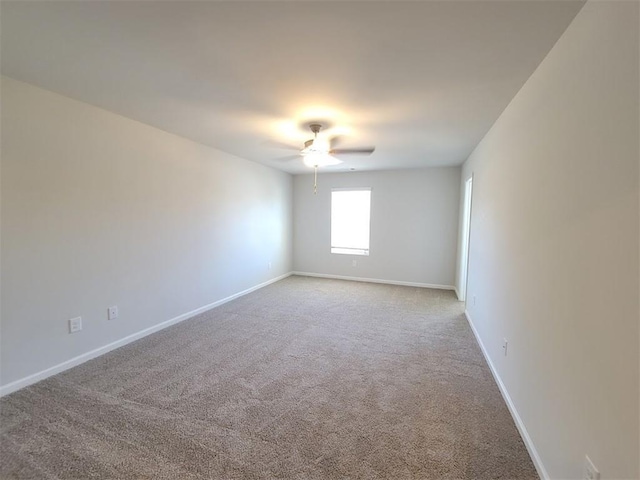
[[292, 271, 455, 291], [0, 272, 292, 397], [464, 310, 548, 480], [454, 286, 461, 300]]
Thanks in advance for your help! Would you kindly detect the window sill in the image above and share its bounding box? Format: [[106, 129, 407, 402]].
[[331, 248, 369, 256]]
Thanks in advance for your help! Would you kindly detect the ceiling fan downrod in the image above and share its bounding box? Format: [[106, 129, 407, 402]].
[[305, 124, 322, 194]]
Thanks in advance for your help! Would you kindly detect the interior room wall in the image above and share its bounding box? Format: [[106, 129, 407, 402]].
[[457, 1, 639, 478], [293, 168, 461, 288], [1, 76, 293, 391]]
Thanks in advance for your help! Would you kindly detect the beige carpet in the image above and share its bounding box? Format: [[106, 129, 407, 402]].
[[1, 276, 538, 479]]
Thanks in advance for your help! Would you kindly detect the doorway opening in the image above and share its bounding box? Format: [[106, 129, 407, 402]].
[[459, 176, 473, 302]]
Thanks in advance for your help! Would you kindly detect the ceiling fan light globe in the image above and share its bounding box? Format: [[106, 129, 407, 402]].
[[303, 153, 341, 168]]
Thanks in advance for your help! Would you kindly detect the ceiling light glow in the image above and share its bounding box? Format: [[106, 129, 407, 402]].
[[302, 153, 341, 168]]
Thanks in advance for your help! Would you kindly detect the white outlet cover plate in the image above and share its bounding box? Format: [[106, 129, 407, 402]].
[[108, 306, 118, 320]]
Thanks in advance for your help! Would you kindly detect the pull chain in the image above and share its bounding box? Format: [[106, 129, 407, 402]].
[[314, 166, 318, 195]]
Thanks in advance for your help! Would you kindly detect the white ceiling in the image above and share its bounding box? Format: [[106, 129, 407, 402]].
[[1, 1, 584, 174]]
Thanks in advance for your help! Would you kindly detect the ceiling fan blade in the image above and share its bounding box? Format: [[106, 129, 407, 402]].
[[329, 135, 346, 149], [330, 147, 376, 155], [263, 140, 301, 151]]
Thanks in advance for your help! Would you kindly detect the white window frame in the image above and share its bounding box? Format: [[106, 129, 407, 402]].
[[330, 187, 372, 256]]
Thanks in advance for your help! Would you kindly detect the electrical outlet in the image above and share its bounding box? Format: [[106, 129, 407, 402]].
[[584, 455, 600, 480], [268, 262, 272, 270], [69, 316, 82, 333], [108, 306, 118, 320], [502, 339, 508, 356], [473, 295, 476, 306], [352, 260, 357, 267]]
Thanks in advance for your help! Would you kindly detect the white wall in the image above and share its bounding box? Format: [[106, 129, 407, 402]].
[[0, 76, 293, 389], [457, 2, 639, 478], [293, 168, 460, 288]]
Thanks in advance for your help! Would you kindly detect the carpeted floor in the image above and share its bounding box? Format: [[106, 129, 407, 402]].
[[1, 276, 538, 479]]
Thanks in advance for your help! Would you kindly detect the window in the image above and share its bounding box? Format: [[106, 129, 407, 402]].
[[331, 188, 371, 255]]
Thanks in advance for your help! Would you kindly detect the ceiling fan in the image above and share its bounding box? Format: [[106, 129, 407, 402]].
[[300, 123, 375, 166], [268, 123, 375, 193], [269, 123, 375, 166]]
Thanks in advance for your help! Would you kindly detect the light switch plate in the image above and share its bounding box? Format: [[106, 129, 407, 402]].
[[69, 317, 82, 333]]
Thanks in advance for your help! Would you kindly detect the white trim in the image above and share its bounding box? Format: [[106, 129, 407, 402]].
[[292, 271, 455, 291], [0, 273, 292, 397], [454, 286, 462, 300], [464, 310, 548, 480], [331, 187, 372, 192]]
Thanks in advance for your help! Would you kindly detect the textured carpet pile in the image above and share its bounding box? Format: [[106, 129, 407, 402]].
[[1, 276, 537, 479]]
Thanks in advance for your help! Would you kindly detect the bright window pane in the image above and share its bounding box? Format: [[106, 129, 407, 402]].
[[331, 189, 371, 255]]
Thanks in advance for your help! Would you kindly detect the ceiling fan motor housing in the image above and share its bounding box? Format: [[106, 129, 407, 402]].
[[309, 123, 322, 134]]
